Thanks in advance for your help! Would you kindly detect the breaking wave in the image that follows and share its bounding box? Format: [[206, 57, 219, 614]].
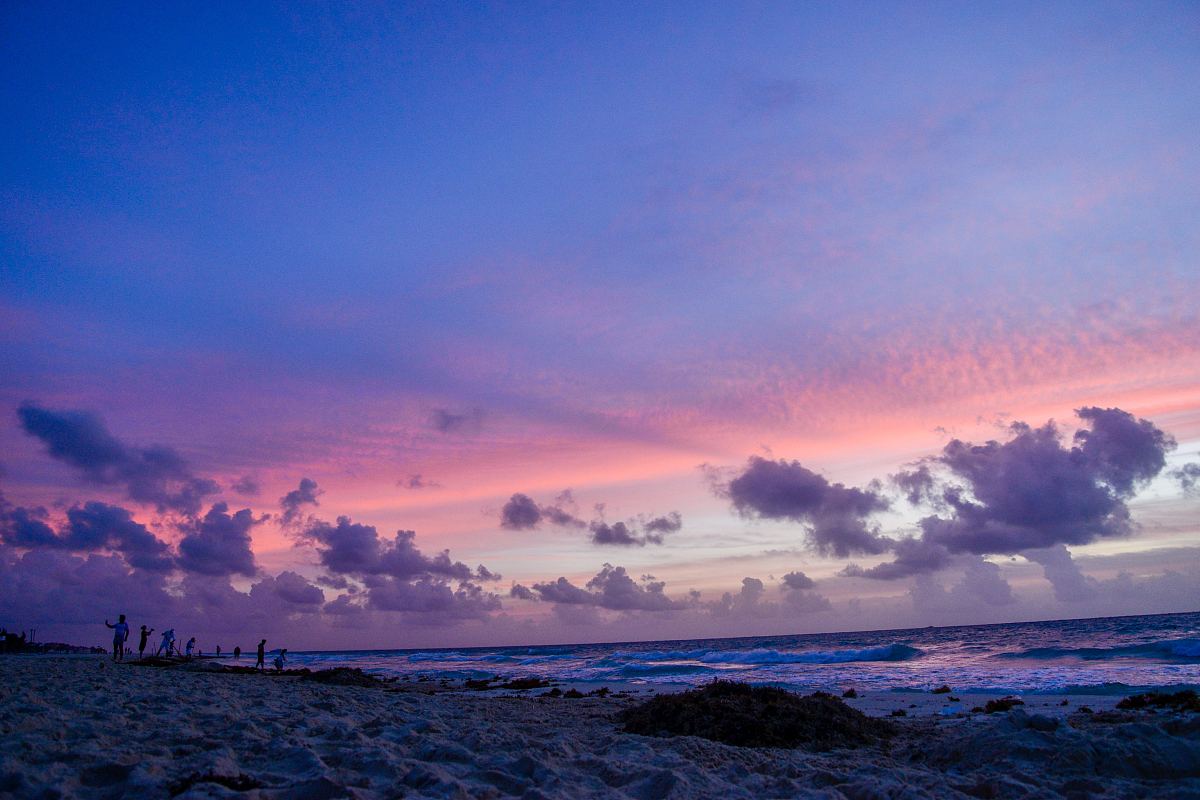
[[997, 638, 1200, 662], [606, 643, 923, 666]]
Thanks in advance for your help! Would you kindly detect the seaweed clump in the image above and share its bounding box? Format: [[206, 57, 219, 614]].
[[619, 681, 893, 751], [1116, 690, 1200, 712], [982, 697, 1025, 713], [302, 667, 386, 688]]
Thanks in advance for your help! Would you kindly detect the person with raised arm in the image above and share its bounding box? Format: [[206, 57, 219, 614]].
[[104, 615, 129, 662]]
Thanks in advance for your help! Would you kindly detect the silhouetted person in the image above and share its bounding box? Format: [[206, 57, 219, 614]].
[[156, 628, 175, 657], [273, 649, 288, 672], [256, 639, 266, 671], [138, 626, 154, 659], [185, 637, 196, 659], [233, 645, 241, 661], [105, 615, 130, 662], [215, 645, 221, 657]]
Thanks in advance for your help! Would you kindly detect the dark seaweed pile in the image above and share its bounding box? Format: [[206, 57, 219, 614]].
[[619, 681, 893, 751], [1116, 690, 1200, 712]]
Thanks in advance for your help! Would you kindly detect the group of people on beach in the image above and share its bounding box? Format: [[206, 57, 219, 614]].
[[104, 614, 286, 671]]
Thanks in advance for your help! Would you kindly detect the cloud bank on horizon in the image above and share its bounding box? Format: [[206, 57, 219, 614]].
[[1, 5, 1198, 646], [2, 401, 1197, 648]]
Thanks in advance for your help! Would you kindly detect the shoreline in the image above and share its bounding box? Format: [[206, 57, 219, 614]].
[[2, 655, 1198, 798]]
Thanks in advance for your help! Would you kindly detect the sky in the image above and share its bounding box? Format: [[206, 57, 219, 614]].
[[1, 2, 1198, 650]]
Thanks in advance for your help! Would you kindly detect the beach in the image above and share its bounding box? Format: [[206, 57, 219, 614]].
[[2, 655, 1198, 799]]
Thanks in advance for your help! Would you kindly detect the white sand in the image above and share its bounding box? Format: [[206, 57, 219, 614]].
[[2, 655, 1198, 798]]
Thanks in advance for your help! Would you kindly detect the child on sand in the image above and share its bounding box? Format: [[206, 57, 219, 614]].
[[185, 637, 196, 659], [273, 649, 287, 672], [104, 615, 130, 662]]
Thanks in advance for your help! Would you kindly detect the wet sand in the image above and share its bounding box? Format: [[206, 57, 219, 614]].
[[1, 655, 1197, 798]]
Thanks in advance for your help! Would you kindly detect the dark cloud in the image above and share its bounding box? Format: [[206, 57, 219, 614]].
[[530, 564, 686, 611], [1172, 463, 1200, 493], [400, 474, 440, 490], [720, 456, 890, 557], [303, 517, 481, 582], [644, 512, 683, 535], [710, 574, 830, 617], [509, 583, 536, 600], [840, 537, 953, 580], [231, 476, 260, 496], [17, 404, 220, 516], [316, 573, 350, 590], [298, 514, 500, 620], [892, 464, 937, 505], [280, 477, 322, 525], [176, 503, 260, 577], [429, 407, 484, 434], [1025, 545, 1097, 603], [62, 502, 175, 572], [499, 492, 586, 530], [363, 576, 500, 620], [589, 519, 669, 547], [501, 491, 676, 546], [780, 570, 815, 590], [500, 493, 543, 530], [257, 570, 325, 606], [845, 407, 1175, 581], [0, 495, 174, 572]]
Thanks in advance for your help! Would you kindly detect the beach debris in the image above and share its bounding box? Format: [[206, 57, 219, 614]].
[[948, 696, 960, 702], [562, 689, 585, 698], [982, 697, 1025, 714], [619, 680, 894, 750], [890, 709, 908, 717], [1116, 690, 1200, 713], [842, 689, 858, 698], [541, 687, 563, 698], [931, 685, 952, 694]]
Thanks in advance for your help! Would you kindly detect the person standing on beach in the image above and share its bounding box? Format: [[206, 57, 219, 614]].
[[185, 637, 196, 659], [156, 628, 175, 657], [104, 615, 129, 662], [137, 626, 154, 659], [233, 645, 241, 660], [256, 639, 266, 670]]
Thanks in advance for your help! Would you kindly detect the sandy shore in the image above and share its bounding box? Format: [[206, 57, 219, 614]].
[[2, 656, 1198, 799]]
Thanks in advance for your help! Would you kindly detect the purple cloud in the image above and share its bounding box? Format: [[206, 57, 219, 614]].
[[720, 456, 890, 557], [850, 407, 1175, 579], [280, 477, 322, 525], [176, 503, 261, 577], [17, 404, 220, 516], [530, 564, 687, 611]]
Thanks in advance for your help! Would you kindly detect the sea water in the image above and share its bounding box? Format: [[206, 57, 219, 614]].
[[284, 611, 1200, 694]]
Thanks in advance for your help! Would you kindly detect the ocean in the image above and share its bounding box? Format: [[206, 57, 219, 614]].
[[283, 611, 1200, 695]]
